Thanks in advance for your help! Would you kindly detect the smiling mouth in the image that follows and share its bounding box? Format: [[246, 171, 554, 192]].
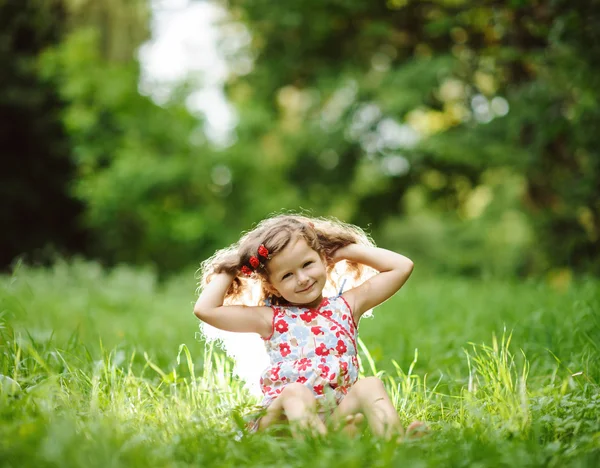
[[297, 282, 315, 293]]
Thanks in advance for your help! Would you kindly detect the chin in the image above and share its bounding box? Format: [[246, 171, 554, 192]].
[[305, 288, 324, 303]]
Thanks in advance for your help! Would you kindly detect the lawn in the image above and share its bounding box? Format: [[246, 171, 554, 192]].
[[1, 259, 599, 467]]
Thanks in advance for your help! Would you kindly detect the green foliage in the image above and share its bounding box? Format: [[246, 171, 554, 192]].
[[37, 29, 239, 271], [3, 1, 599, 276], [0, 0, 87, 267], [2, 262, 599, 465], [218, 0, 600, 274], [0, 0, 151, 270]]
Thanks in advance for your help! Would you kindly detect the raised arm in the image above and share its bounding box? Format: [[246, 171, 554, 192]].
[[193, 273, 273, 337], [333, 244, 414, 322]]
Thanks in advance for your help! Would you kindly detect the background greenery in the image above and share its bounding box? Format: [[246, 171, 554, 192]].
[[2, 262, 599, 466], [2, 0, 599, 276], [2, 0, 599, 466]]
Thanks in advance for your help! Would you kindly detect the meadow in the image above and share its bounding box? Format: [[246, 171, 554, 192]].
[[1, 259, 599, 467]]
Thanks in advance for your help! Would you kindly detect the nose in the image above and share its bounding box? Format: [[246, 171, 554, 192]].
[[297, 271, 309, 285]]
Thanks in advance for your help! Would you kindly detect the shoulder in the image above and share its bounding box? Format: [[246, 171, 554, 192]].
[[320, 295, 344, 307], [319, 295, 352, 317], [339, 289, 361, 323], [334, 294, 353, 314], [260, 304, 306, 340]]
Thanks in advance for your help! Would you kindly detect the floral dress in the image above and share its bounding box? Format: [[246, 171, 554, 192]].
[[258, 293, 360, 413]]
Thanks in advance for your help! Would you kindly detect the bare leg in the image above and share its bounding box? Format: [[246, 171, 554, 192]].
[[257, 383, 327, 437], [332, 377, 403, 440]]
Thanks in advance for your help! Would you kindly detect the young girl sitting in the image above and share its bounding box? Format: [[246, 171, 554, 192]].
[[194, 214, 417, 439]]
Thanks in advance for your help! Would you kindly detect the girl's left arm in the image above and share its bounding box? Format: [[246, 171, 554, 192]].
[[333, 244, 414, 322]]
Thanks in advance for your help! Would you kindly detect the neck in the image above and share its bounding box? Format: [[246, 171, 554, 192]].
[[295, 293, 324, 309]]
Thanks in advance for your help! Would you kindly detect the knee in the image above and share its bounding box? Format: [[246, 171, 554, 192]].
[[354, 376, 386, 396], [280, 383, 316, 405]]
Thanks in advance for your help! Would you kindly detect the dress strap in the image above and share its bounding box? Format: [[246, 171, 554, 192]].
[[336, 278, 347, 297]]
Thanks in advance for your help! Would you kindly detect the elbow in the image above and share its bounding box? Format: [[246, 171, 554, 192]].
[[193, 304, 210, 321], [403, 258, 414, 277]]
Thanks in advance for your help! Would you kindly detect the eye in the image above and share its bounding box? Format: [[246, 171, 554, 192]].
[[303, 261, 314, 268], [282, 272, 292, 280]]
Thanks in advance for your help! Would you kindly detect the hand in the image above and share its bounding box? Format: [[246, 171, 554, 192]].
[[331, 243, 357, 263]]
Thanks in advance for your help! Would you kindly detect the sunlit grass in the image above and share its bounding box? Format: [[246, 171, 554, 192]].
[[1, 260, 599, 466]]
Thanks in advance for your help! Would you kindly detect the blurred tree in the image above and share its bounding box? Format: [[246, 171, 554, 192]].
[[216, 0, 600, 274], [5, 0, 598, 276], [38, 29, 219, 271], [0, 0, 88, 268], [61, 0, 150, 62], [0, 0, 155, 270]]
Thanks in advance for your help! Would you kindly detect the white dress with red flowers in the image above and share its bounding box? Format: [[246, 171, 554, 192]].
[[259, 294, 360, 411]]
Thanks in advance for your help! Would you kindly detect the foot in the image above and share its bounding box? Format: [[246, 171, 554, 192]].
[[343, 413, 366, 437], [405, 420, 429, 439]]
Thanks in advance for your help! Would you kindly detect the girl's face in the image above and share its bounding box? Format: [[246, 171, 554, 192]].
[[266, 236, 327, 308]]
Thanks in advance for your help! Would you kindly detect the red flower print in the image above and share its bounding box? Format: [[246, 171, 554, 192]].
[[329, 373, 336, 381], [296, 358, 312, 371], [241, 265, 252, 276], [311, 326, 323, 335], [279, 343, 291, 357], [249, 256, 260, 268], [258, 244, 269, 258], [315, 343, 330, 356], [300, 310, 317, 323], [263, 385, 272, 394], [318, 363, 330, 378], [314, 385, 324, 395], [340, 361, 348, 375], [270, 366, 281, 380], [320, 308, 333, 318], [274, 320, 288, 333], [336, 340, 347, 354], [296, 376, 307, 384]]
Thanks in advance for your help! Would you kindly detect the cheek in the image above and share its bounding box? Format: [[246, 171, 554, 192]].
[[265, 281, 282, 295]]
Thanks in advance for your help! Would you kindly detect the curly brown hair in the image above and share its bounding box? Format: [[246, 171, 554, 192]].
[[198, 214, 376, 306]]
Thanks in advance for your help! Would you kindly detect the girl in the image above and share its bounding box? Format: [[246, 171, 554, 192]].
[[194, 214, 416, 439]]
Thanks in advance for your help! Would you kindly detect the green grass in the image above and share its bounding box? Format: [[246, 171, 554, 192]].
[[1, 259, 599, 467]]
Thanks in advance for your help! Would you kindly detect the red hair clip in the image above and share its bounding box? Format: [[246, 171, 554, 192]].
[[241, 244, 270, 277], [258, 244, 269, 258]]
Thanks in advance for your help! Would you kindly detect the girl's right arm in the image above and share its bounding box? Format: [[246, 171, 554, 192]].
[[193, 273, 274, 338]]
